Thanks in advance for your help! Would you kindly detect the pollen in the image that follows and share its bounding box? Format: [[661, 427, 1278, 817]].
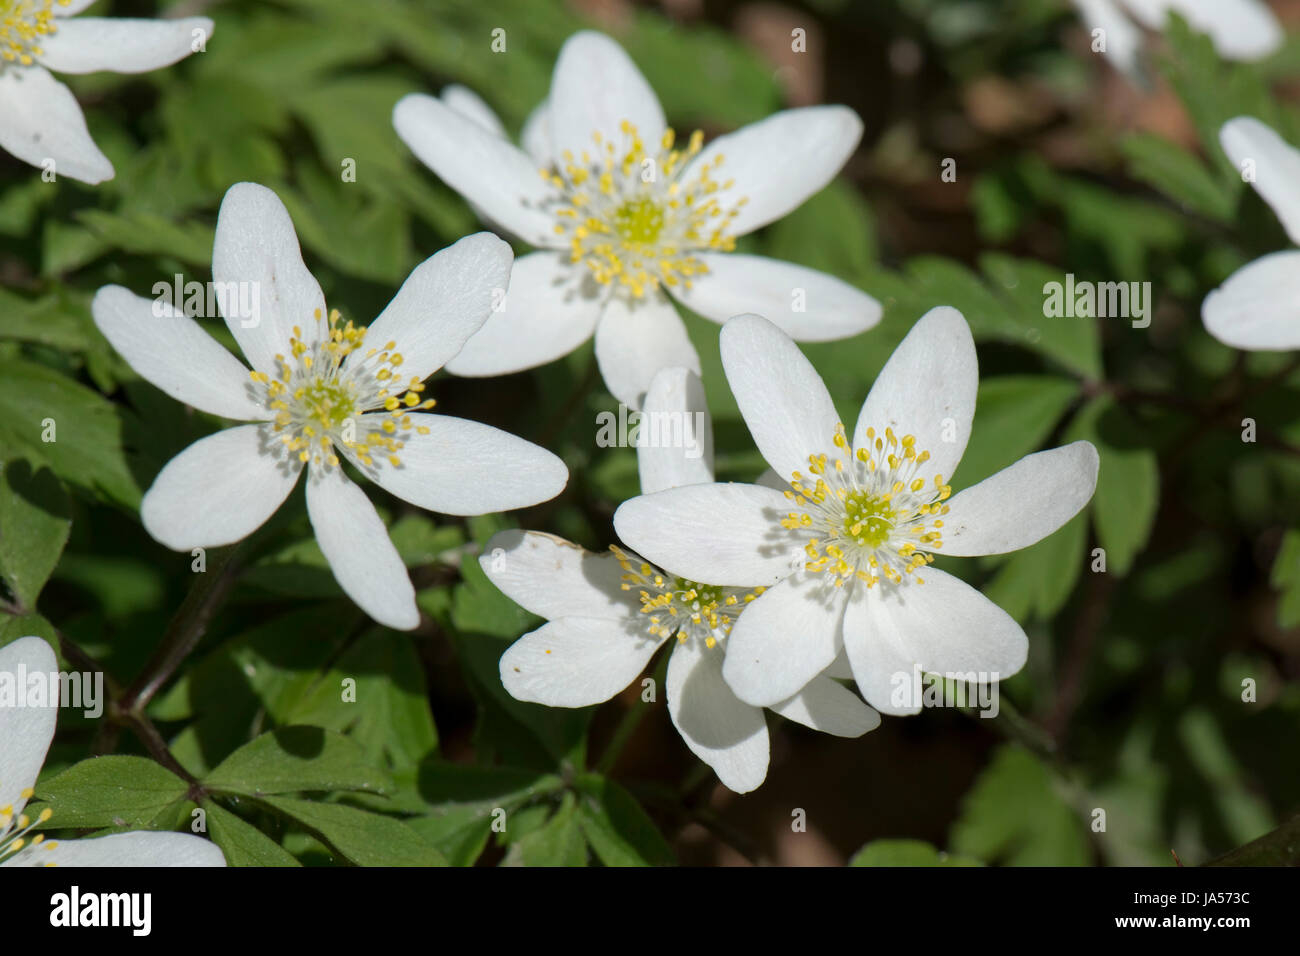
[[609, 545, 763, 648], [0, 782, 56, 862], [543, 120, 747, 298], [249, 307, 437, 473], [0, 0, 64, 67], [783, 422, 949, 589]]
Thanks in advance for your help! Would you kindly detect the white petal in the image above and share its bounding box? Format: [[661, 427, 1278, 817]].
[[692, 106, 862, 237], [547, 31, 664, 170], [0, 66, 112, 184], [521, 99, 553, 166], [54, 0, 102, 17], [355, 232, 513, 384], [770, 674, 880, 737], [439, 84, 505, 137], [211, 182, 326, 376], [5, 832, 226, 867], [0, 637, 58, 819], [1124, 0, 1282, 61], [941, 442, 1099, 557], [91, 286, 266, 421], [306, 467, 418, 631], [853, 306, 977, 484], [720, 313, 841, 483], [855, 569, 1028, 711], [721, 573, 849, 707], [1220, 117, 1300, 245], [1071, 0, 1145, 78], [500, 617, 664, 707], [141, 425, 301, 550], [637, 367, 714, 494], [393, 93, 559, 248], [479, 530, 635, 621], [442, 251, 603, 377], [667, 640, 768, 794], [36, 17, 212, 74], [676, 254, 881, 340], [594, 291, 700, 409], [1202, 251, 1300, 350], [841, 586, 921, 716], [351, 413, 567, 516], [613, 482, 800, 587]]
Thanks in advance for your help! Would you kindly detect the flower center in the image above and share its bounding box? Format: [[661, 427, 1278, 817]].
[[610, 547, 764, 649], [543, 121, 747, 298], [780, 423, 952, 589], [843, 490, 895, 549], [248, 307, 436, 471], [0, 786, 58, 865], [0, 0, 61, 67]]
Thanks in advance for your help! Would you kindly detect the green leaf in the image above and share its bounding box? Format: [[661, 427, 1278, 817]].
[[984, 512, 1087, 622], [1122, 133, 1236, 222], [204, 726, 394, 797], [38, 756, 190, 829], [1269, 529, 1300, 628], [1206, 813, 1300, 867], [444, 558, 591, 770], [949, 745, 1090, 866], [260, 795, 447, 866], [957, 376, 1081, 488], [849, 839, 981, 866], [1066, 398, 1159, 576], [502, 793, 587, 867], [0, 359, 141, 508], [0, 461, 71, 609], [204, 801, 301, 867], [270, 629, 439, 773], [574, 773, 675, 867]]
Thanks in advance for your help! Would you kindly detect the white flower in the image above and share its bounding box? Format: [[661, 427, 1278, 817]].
[[0, 637, 225, 867], [1070, 0, 1281, 79], [91, 182, 569, 631], [392, 30, 882, 408], [481, 367, 878, 793], [0, 1, 212, 184], [1203, 117, 1300, 351], [613, 310, 1099, 715]]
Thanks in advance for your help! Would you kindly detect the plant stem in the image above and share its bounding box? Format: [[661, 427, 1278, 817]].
[[119, 543, 242, 715]]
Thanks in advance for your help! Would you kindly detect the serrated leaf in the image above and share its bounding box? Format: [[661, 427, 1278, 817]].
[[204, 726, 393, 797], [0, 461, 70, 609], [38, 756, 190, 829], [203, 802, 301, 867], [260, 795, 447, 866], [502, 793, 587, 867], [0, 359, 141, 508], [574, 773, 675, 867]]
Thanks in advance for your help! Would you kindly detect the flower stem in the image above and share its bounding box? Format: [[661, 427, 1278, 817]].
[[596, 647, 670, 775], [118, 543, 242, 716]]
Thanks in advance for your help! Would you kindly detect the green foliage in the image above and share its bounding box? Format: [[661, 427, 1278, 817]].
[[3, 0, 1297, 869]]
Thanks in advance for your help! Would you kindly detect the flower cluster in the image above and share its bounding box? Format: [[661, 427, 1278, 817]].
[[26, 20, 1125, 833]]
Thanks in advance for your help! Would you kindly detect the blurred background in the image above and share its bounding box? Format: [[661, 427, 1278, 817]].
[[4, 0, 1300, 866]]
